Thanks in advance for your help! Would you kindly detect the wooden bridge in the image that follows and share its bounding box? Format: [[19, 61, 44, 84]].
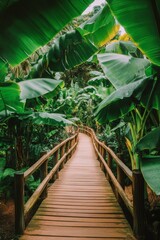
[[15, 127, 145, 240]]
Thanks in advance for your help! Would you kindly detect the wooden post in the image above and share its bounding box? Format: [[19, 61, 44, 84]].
[[60, 145, 65, 170], [55, 150, 59, 179], [66, 141, 70, 162], [97, 144, 100, 162], [15, 172, 25, 235], [40, 160, 48, 199], [101, 147, 106, 173], [116, 165, 125, 204], [106, 152, 112, 183], [133, 170, 145, 239]]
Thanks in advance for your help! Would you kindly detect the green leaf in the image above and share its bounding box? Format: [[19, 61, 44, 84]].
[[0, 82, 24, 114], [141, 156, 160, 195], [0, 58, 8, 82], [107, 0, 160, 66], [3, 168, 16, 178], [95, 78, 149, 123], [48, 30, 97, 72], [136, 126, 160, 152], [0, 0, 92, 69], [29, 4, 118, 76], [97, 53, 150, 89], [79, 4, 119, 47], [19, 78, 64, 100], [88, 75, 106, 86], [30, 112, 74, 126], [141, 79, 160, 110], [105, 41, 142, 57]]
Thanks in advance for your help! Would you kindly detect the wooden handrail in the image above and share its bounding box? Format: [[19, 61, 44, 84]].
[[80, 126, 145, 239], [15, 131, 79, 235], [24, 134, 77, 180]]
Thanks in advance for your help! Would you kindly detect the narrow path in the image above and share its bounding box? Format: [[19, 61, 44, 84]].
[[20, 133, 135, 239]]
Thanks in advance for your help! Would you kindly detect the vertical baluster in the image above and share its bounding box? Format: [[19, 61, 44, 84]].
[[116, 164, 125, 204], [40, 160, 48, 199], [107, 152, 112, 183], [60, 144, 65, 170], [55, 149, 59, 179], [133, 170, 145, 239], [15, 172, 25, 235]]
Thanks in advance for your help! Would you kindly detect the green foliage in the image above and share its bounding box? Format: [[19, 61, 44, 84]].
[[97, 53, 150, 89], [79, 3, 118, 47], [0, 82, 24, 115], [136, 127, 160, 152], [29, 4, 119, 78], [19, 78, 64, 100], [141, 156, 160, 195], [107, 0, 160, 66], [95, 78, 149, 123], [0, 0, 92, 70]]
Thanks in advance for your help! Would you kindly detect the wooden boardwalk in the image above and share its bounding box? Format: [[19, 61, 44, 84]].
[[20, 133, 135, 240]]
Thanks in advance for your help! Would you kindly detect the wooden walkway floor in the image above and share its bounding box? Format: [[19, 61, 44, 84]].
[[20, 133, 135, 240]]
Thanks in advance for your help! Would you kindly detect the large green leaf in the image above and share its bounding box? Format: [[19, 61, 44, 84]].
[[136, 126, 160, 152], [141, 156, 160, 195], [29, 4, 118, 77], [0, 0, 93, 69], [107, 0, 160, 66], [97, 53, 150, 89], [0, 82, 24, 114], [30, 112, 74, 126], [141, 78, 160, 110], [79, 4, 118, 47], [29, 30, 97, 77], [105, 41, 143, 58], [48, 30, 97, 72], [0, 58, 8, 82], [19, 78, 64, 100], [95, 78, 149, 123]]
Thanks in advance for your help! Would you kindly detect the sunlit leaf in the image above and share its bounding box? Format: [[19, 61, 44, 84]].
[[79, 4, 119, 47], [107, 0, 160, 66]]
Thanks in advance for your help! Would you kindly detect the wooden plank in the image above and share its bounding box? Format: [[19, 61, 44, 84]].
[[20, 133, 134, 240], [20, 236, 129, 240], [24, 225, 131, 238], [33, 215, 128, 223], [29, 219, 129, 228], [35, 211, 125, 218]]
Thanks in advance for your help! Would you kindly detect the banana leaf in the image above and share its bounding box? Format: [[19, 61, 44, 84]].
[[141, 79, 160, 110], [0, 59, 8, 82], [0, 0, 92, 69], [95, 78, 149, 123], [47, 30, 97, 72], [97, 53, 150, 89], [19, 78, 64, 100], [105, 41, 143, 58], [107, 0, 160, 66], [141, 156, 160, 195], [79, 4, 119, 47], [0, 82, 24, 114], [136, 126, 160, 152], [30, 112, 74, 126], [29, 4, 118, 77]]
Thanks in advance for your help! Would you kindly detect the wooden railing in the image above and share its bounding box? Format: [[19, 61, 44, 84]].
[[14, 131, 79, 235], [80, 126, 144, 240]]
